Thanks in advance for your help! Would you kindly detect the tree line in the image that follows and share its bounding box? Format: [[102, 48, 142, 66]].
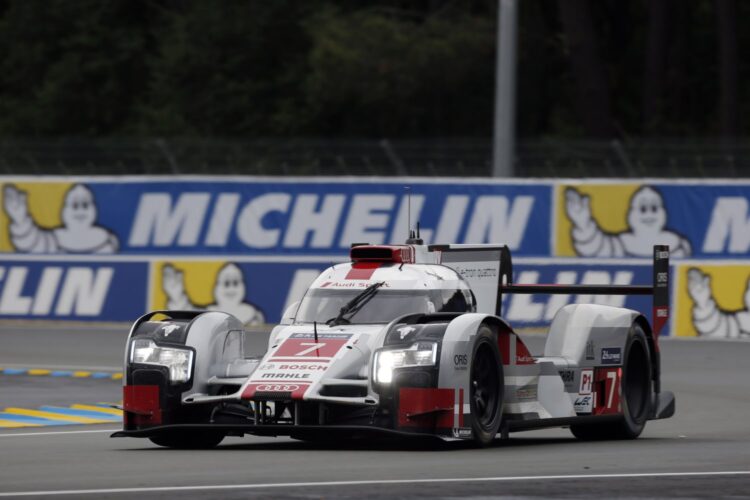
[[0, 0, 744, 139]]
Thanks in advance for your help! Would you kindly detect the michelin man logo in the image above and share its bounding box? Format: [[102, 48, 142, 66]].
[[397, 326, 416, 340], [565, 186, 691, 257], [162, 262, 265, 325], [687, 268, 750, 339], [2, 183, 118, 253]]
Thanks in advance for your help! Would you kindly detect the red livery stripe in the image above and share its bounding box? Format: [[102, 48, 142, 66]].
[[398, 388, 454, 429], [345, 262, 381, 280], [123, 385, 161, 425], [242, 382, 311, 400]]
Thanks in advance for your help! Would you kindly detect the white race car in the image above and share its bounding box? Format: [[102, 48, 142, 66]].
[[112, 240, 675, 448]]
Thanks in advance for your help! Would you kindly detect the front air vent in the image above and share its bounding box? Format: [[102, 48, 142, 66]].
[[319, 385, 368, 398], [350, 245, 414, 263], [252, 391, 292, 401]]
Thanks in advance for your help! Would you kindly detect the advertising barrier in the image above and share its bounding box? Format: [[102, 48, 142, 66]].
[[0, 177, 551, 256], [1, 253, 747, 338], [0, 255, 669, 334], [556, 181, 750, 259], [0, 176, 747, 337], [0, 258, 147, 322], [674, 261, 750, 338], [2, 177, 749, 259]]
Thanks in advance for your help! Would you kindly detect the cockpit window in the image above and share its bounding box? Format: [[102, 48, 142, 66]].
[[294, 288, 475, 325]]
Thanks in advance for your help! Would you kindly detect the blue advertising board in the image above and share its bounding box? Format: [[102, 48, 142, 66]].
[[1, 176, 746, 333], [148, 258, 330, 326], [0, 259, 148, 322], [2, 177, 750, 259], [0, 177, 552, 256], [555, 181, 750, 259], [0, 255, 676, 335]]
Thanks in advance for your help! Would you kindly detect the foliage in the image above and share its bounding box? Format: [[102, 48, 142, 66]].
[[0, 0, 746, 139]]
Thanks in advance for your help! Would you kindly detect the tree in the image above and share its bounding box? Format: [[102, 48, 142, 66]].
[[556, 0, 617, 138], [0, 0, 157, 135], [715, 0, 739, 137]]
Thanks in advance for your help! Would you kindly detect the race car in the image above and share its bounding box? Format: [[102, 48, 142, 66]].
[[112, 239, 675, 448]]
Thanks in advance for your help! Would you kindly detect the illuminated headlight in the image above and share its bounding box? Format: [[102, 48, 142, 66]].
[[374, 342, 438, 384], [130, 338, 193, 383]]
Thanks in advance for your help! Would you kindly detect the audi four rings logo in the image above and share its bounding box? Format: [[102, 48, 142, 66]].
[[255, 384, 301, 392]]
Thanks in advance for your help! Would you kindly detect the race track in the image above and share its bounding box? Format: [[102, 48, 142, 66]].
[[0, 323, 748, 499]]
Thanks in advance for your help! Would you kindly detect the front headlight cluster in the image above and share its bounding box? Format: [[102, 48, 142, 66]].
[[130, 338, 193, 383], [373, 342, 438, 384]]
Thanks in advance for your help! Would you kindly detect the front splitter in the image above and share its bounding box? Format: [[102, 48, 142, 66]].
[[111, 423, 453, 442]]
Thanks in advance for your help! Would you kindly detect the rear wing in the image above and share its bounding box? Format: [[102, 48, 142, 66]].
[[431, 244, 670, 337]]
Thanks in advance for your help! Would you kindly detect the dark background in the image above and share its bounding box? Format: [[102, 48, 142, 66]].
[[0, 0, 746, 175]]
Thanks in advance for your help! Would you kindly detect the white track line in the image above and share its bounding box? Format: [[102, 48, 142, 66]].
[[0, 471, 748, 497], [0, 429, 118, 438]]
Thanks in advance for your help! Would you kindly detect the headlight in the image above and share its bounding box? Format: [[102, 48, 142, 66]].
[[130, 338, 193, 383], [374, 342, 438, 384]]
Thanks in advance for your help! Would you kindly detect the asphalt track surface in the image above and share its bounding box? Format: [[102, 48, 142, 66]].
[[1, 323, 749, 499]]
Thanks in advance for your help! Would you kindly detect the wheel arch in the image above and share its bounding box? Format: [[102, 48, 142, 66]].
[[632, 313, 661, 397]]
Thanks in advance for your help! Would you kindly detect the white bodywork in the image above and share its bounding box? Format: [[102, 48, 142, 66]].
[[122, 242, 664, 443]]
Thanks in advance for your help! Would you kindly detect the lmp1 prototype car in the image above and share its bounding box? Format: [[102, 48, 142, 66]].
[[112, 240, 675, 448]]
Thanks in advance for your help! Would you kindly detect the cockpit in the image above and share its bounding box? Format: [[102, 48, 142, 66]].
[[294, 287, 476, 325]]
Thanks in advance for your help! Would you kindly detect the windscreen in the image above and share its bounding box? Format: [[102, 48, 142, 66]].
[[295, 288, 474, 325]]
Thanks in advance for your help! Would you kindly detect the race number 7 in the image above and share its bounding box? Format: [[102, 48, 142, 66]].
[[593, 367, 621, 415], [295, 342, 327, 356], [605, 371, 618, 409]]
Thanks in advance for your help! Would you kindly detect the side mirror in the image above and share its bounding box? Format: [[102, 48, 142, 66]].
[[279, 301, 300, 325]]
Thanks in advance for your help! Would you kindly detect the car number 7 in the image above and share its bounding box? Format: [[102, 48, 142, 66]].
[[295, 342, 327, 356], [606, 370, 618, 409]]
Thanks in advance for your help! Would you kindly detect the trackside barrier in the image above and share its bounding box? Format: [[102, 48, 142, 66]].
[[0, 176, 747, 338], [0, 176, 749, 258], [2, 253, 742, 338]]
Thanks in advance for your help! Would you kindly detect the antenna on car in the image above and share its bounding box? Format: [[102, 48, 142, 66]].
[[405, 186, 411, 239], [313, 321, 319, 344], [404, 186, 424, 244]]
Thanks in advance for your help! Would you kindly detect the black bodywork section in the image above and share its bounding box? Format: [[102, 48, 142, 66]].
[[124, 311, 209, 431]]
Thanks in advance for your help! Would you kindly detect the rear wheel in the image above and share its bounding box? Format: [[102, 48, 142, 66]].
[[149, 430, 225, 449], [469, 325, 504, 446], [571, 324, 652, 440]]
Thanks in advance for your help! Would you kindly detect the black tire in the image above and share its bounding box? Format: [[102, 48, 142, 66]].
[[469, 325, 504, 446], [571, 323, 653, 440], [149, 430, 225, 449]]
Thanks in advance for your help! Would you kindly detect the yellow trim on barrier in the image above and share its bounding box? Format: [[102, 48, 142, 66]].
[[4, 408, 110, 424], [71, 404, 123, 416], [27, 369, 52, 376], [0, 419, 42, 428], [112, 373, 123, 380], [72, 371, 92, 378]]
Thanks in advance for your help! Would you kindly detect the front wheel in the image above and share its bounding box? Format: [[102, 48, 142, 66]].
[[469, 325, 504, 446], [149, 430, 225, 449], [571, 323, 653, 440]]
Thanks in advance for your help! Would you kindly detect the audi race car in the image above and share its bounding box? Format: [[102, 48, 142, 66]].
[[112, 241, 675, 448]]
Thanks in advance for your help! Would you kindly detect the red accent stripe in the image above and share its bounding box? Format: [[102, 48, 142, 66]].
[[345, 262, 381, 280], [123, 385, 161, 425], [652, 306, 668, 350], [593, 367, 622, 416], [241, 382, 312, 400], [515, 336, 536, 365], [398, 388, 454, 429], [498, 332, 510, 365]]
